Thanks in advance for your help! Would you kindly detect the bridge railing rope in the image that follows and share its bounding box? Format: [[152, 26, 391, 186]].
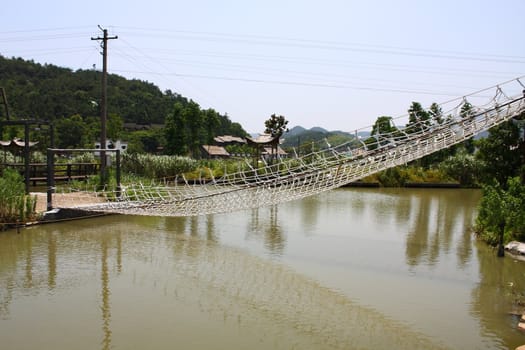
[[61, 77, 525, 216]]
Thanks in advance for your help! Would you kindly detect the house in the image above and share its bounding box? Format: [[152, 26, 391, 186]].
[[213, 135, 247, 146], [201, 145, 230, 159], [246, 134, 288, 165], [94, 139, 128, 156]]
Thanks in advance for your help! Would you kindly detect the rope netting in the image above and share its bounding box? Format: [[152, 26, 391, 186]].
[[53, 77, 525, 216]]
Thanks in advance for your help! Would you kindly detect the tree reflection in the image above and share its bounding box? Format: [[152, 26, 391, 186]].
[[247, 206, 286, 256], [404, 190, 479, 267], [470, 244, 525, 349], [100, 235, 112, 350], [299, 195, 321, 233], [405, 195, 431, 266], [205, 215, 218, 243], [47, 233, 57, 290]]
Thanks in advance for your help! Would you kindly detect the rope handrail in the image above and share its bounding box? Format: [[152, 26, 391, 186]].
[[50, 78, 525, 217]]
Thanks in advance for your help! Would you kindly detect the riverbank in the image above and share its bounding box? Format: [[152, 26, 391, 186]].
[[344, 181, 462, 188], [0, 192, 107, 230]]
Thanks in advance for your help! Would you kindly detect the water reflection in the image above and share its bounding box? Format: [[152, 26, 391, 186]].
[[247, 206, 286, 255], [471, 243, 525, 349], [299, 195, 321, 233], [0, 214, 448, 349], [0, 188, 523, 350], [404, 190, 479, 267], [100, 235, 111, 350], [47, 233, 57, 290]]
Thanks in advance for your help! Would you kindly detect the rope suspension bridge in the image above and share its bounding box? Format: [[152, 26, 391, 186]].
[[49, 78, 525, 217]]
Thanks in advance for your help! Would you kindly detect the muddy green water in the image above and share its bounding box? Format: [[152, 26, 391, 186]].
[[1, 188, 524, 349]]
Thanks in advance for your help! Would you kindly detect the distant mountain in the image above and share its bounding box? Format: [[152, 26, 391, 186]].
[[286, 126, 307, 138], [310, 126, 328, 133], [281, 126, 356, 149]]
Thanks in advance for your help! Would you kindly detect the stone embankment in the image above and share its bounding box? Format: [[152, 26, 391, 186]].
[[506, 241, 525, 261]]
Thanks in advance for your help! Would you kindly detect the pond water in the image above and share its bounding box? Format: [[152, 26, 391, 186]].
[[1, 188, 524, 349]]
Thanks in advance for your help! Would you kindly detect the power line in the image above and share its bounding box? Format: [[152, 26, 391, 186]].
[[112, 69, 464, 97], [114, 26, 525, 64]]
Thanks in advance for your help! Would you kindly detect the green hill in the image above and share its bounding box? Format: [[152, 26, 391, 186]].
[[281, 125, 357, 150], [0, 55, 246, 134], [0, 56, 247, 152]]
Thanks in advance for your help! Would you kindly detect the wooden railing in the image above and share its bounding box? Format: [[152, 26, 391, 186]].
[[1, 162, 100, 185]]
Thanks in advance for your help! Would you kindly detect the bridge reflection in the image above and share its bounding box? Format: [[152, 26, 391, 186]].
[[0, 213, 448, 349]]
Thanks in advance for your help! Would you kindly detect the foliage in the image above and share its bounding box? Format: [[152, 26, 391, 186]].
[[124, 129, 163, 154], [371, 116, 397, 136], [55, 114, 86, 148], [363, 116, 398, 150], [69, 152, 96, 164], [438, 150, 483, 187], [30, 151, 46, 163], [224, 144, 252, 157], [375, 167, 409, 187], [475, 177, 525, 245], [476, 119, 523, 187], [406, 102, 431, 134], [184, 101, 205, 157], [364, 166, 453, 187], [164, 102, 188, 156], [0, 168, 36, 224], [0, 55, 182, 123], [121, 153, 198, 179], [264, 114, 289, 138]]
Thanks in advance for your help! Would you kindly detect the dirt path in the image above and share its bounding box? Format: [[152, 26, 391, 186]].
[[31, 192, 106, 213]]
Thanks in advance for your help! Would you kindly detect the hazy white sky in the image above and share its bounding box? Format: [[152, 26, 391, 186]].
[[1, 0, 524, 133]]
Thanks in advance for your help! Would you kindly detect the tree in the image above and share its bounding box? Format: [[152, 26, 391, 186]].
[[366, 116, 399, 150], [107, 113, 123, 141], [184, 100, 204, 158], [203, 109, 220, 144], [264, 114, 289, 164], [406, 102, 430, 134], [264, 114, 289, 137], [164, 102, 187, 156], [459, 101, 476, 154], [438, 150, 482, 187], [127, 129, 162, 154], [429, 102, 444, 125], [230, 122, 247, 137], [476, 178, 525, 252], [371, 116, 396, 136], [476, 120, 522, 187], [55, 114, 86, 148]]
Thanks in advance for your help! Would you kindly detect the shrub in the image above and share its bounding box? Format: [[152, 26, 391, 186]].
[[0, 168, 37, 224], [121, 153, 198, 179], [475, 177, 525, 245]]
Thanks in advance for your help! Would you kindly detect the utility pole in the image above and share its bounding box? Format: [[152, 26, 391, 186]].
[[0, 87, 10, 139], [91, 26, 117, 185], [0, 87, 10, 121], [522, 89, 525, 184]]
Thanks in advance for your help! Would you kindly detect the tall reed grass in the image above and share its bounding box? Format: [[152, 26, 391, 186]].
[[0, 168, 37, 225], [121, 153, 198, 180]]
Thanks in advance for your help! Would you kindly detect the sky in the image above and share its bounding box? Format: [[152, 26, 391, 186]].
[[1, 0, 524, 133]]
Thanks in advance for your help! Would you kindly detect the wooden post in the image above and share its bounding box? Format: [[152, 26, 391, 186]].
[[46, 148, 54, 211], [116, 149, 121, 198], [23, 122, 30, 194], [497, 220, 505, 257]]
